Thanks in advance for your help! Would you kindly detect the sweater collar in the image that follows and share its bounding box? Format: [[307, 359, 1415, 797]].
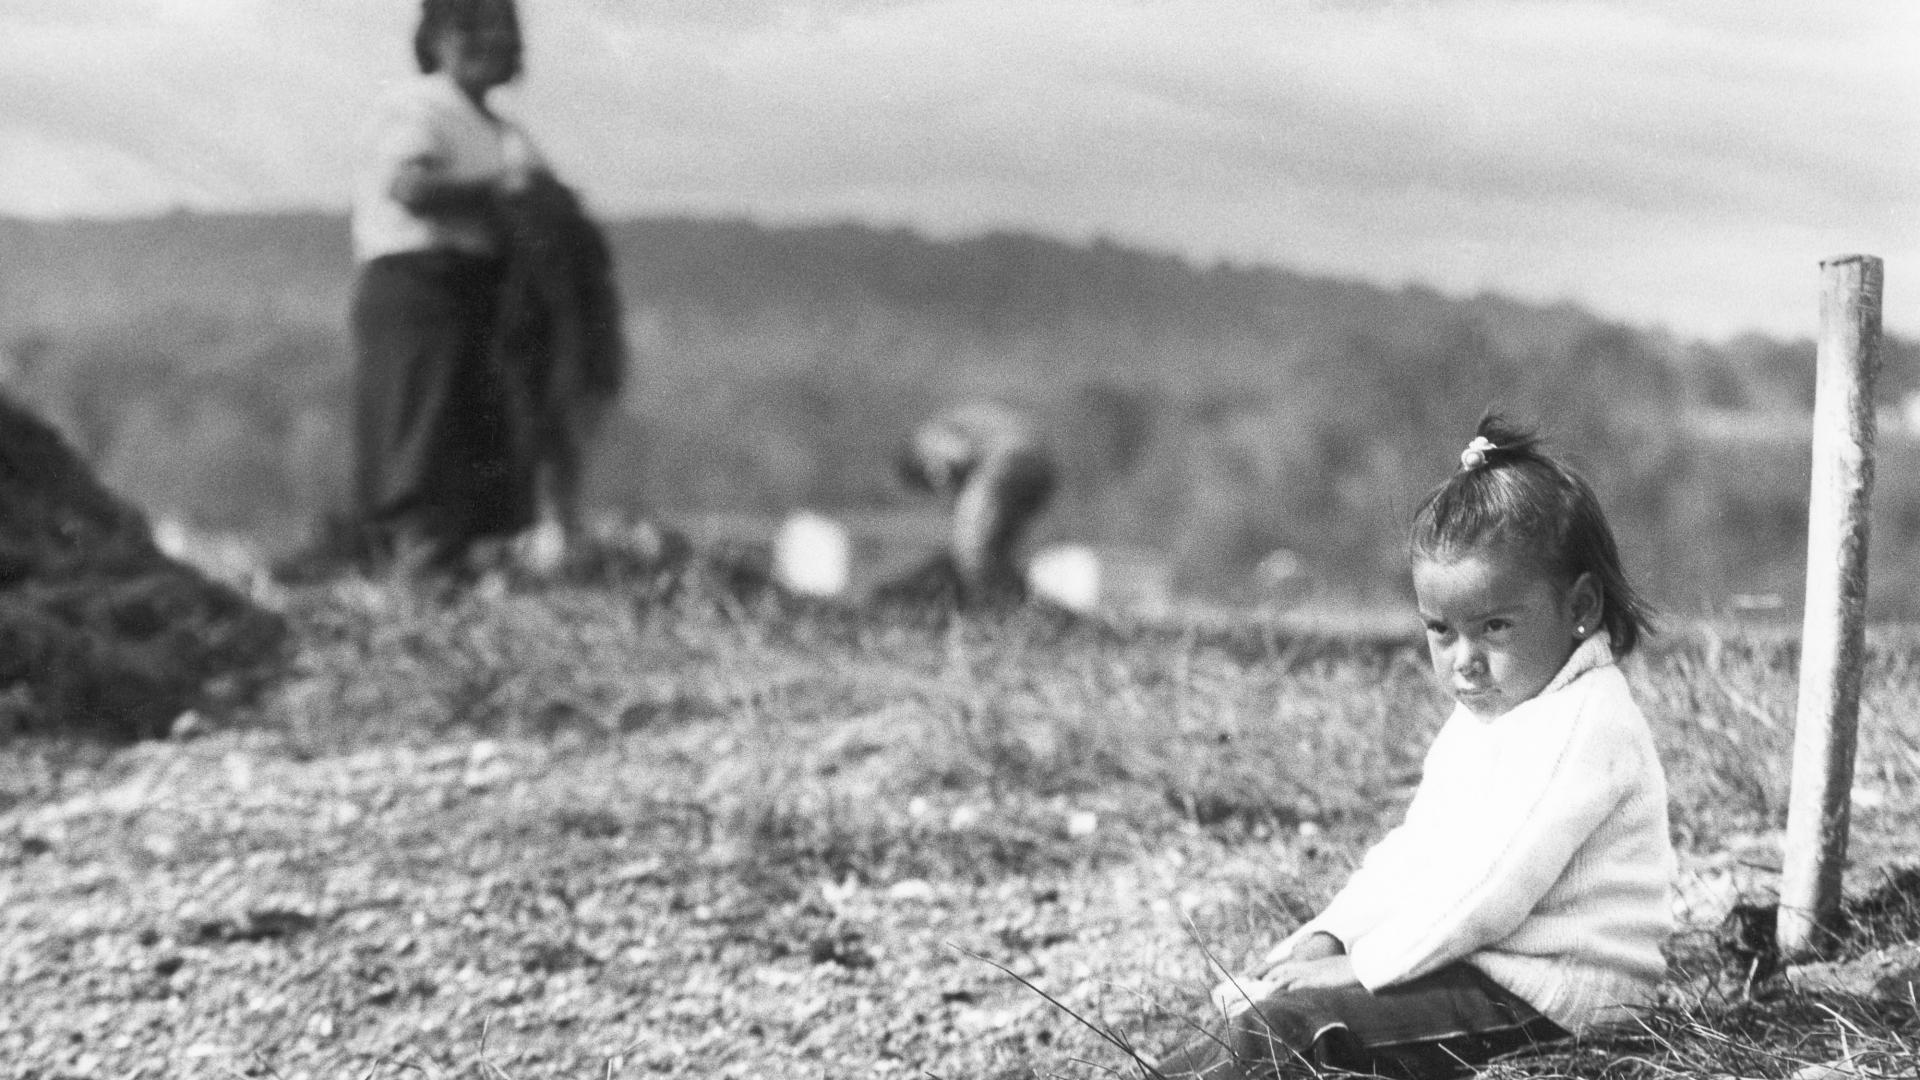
[[1539, 631, 1615, 699]]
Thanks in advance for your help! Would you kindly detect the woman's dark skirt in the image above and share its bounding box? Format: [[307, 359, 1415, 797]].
[[350, 250, 534, 569]]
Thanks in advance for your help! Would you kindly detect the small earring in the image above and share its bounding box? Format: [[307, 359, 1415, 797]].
[[1574, 625, 1587, 637]]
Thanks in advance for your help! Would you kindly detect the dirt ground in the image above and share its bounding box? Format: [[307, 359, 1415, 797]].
[[4, 575, 1916, 1079], [2, 724, 1292, 1079]]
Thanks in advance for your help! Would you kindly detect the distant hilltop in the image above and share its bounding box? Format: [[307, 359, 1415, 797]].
[[4, 209, 1912, 419], [0, 211, 1738, 351]]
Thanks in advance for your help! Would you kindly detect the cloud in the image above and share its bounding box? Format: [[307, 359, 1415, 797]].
[[0, 1, 391, 210], [518, 1, 1915, 222], [1, 0, 1914, 335]]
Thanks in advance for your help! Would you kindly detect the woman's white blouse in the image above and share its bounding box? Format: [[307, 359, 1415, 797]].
[[350, 73, 540, 263]]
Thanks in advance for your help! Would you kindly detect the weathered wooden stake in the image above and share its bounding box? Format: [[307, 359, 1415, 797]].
[[1779, 254, 1883, 960]]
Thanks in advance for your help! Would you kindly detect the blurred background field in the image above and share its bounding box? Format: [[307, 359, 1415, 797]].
[[3, 212, 1918, 618]]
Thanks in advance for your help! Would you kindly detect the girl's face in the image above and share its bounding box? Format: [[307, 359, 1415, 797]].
[[1412, 549, 1598, 719], [433, 1, 520, 99]]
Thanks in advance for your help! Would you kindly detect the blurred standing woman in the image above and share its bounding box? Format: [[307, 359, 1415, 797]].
[[348, 0, 540, 574]]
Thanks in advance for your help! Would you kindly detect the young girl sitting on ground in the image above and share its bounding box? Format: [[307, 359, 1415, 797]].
[[1157, 417, 1676, 1080]]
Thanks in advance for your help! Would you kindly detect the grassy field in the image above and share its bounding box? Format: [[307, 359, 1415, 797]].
[[2, 548, 1917, 1079]]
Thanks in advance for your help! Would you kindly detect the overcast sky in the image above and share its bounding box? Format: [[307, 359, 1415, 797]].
[[3, 0, 1915, 339]]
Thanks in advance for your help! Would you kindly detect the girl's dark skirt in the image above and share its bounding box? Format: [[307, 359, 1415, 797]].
[[350, 251, 534, 568], [1155, 963, 1570, 1080]]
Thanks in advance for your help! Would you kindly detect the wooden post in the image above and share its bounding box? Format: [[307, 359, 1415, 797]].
[[1778, 254, 1883, 960]]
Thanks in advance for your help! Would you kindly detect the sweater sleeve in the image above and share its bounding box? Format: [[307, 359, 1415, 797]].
[[1344, 681, 1632, 990], [1270, 719, 1466, 961], [1277, 825, 1413, 957]]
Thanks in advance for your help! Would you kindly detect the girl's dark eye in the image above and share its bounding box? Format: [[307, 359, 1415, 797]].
[[1424, 621, 1449, 636], [1486, 619, 1512, 634]]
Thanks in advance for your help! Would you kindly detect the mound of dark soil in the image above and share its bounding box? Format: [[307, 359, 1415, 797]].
[[0, 391, 286, 738]]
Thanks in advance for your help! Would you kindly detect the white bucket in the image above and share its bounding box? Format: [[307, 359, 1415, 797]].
[[775, 511, 852, 597], [1028, 544, 1101, 611]]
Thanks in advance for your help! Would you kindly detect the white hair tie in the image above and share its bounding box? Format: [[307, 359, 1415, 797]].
[[1460, 436, 1497, 471]]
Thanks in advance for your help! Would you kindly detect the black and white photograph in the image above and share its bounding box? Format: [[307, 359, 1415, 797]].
[[2, 2, 1917, 1076]]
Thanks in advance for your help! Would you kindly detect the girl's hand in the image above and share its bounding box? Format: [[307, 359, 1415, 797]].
[[1207, 952, 1360, 1017], [1265, 954, 1360, 992], [1259, 931, 1345, 974], [1211, 932, 1353, 1017], [1208, 974, 1277, 1017]]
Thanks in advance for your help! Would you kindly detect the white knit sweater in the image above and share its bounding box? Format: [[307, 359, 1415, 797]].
[[1279, 634, 1676, 1032]]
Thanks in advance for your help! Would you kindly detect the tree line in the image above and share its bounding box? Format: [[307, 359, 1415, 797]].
[[2, 213, 1916, 612]]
